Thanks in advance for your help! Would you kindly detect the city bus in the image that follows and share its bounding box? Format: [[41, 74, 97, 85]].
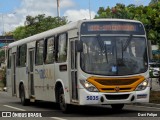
[[6, 19, 150, 113]]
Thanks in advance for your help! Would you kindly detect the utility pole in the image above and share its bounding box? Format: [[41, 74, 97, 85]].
[[89, 0, 91, 19], [0, 14, 5, 35], [57, 0, 60, 17]]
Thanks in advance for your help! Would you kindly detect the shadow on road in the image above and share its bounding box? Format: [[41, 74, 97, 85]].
[[14, 101, 139, 117]]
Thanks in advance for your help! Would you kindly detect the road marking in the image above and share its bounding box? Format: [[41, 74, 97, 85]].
[[3, 105, 26, 111], [50, 117, 67, 120]]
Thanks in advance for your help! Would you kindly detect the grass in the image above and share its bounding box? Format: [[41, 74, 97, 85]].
[[150, 91, 160, 104]]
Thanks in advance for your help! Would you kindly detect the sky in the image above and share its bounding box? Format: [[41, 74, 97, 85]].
[[0, 0, 151, 35]]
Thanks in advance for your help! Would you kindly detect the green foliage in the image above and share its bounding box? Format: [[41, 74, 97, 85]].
[[2, 68, 6, 86], [95, 2, 160, 47], [0, 50, 5, 63], [13, 14, 68, 40], [0, 68, 6, 87], [149, 0, 160, 5], [12, 26, 27, 40]]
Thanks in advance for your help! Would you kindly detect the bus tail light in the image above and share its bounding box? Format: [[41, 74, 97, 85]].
[[80, 80, 99, 92], [135, 79, 149, 91]]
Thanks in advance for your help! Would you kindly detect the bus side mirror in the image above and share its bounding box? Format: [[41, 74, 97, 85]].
[[76, 41, 83, 52], [148, 40, 153, 60]]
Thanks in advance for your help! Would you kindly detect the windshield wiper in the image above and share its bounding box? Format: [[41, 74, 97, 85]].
[[119, 35, 133, 67], [123, 34, 133, 51], [96, 34, 108, 63]]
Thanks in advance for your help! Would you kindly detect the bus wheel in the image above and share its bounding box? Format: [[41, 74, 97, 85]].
[[59, 87, 71, 113], [20, 85, 29, 106], [111, 104, 124, 111]]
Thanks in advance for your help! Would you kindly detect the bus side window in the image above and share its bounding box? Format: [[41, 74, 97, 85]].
[[45, 37, 55, 64], [17, 44, 27, 67], [16, 46, 20, 66], [57, 33, 68, 63], [35, 40, 44, 65], [7, 49, 11, 69]]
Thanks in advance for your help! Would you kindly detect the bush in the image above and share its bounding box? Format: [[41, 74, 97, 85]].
[[0, 67, 6, 86]]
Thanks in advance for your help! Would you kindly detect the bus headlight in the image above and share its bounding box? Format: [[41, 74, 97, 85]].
[[135, 79, 149, 91], [80, 80, 99, 92]]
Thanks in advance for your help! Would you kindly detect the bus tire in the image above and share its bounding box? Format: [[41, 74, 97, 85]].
[[111, 104, 124, 111], [59, 87, 71, 113], [20, 85, 29, 106]]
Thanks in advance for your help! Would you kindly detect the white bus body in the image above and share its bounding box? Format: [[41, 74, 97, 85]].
[[7, 19, 150, 112]]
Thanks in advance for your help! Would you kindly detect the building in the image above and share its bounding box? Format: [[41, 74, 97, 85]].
[[0, 36, 15, 47], [0, 36, 15, 68]]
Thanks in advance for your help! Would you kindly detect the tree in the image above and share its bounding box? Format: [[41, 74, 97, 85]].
[[0, 50, 5, 63], [95, 2, 160, 47], [13, 14, 68, 40], [150, 0, 160, 5], [12, 26, 27, 40], [1, 68, 6, 86]]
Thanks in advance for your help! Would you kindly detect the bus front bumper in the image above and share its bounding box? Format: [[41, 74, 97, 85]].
[[79, 87, 150, 105]]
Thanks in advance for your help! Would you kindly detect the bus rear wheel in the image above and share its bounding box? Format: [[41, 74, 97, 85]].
[[20, 85, 29, 106], [59, 87, 71, 113], [111, 104, 124, 111]]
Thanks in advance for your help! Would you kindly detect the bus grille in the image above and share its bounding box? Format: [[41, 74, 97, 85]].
[[101, 88, 131, 91], [87, 76, 145, 93], [105, 94, 129, 100], [94, 78, 138, 85]]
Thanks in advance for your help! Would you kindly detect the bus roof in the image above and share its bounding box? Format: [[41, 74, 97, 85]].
[[8, 19, 142, 48], [8, 20, 79, 48]]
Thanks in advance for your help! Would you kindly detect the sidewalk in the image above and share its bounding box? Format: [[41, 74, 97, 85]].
[[151, 78, 160, 91], [134, 102, 160, 108]]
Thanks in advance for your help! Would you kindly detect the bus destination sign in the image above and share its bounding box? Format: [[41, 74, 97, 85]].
[[88, 24, 136, 32], [81, 21, 145, 35]]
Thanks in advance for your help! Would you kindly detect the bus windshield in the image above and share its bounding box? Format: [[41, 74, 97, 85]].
[[80, 36, 148, 76]]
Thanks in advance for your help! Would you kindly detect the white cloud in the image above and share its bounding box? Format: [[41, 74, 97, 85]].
[[14, 0, 75, 25], [61, 0, 75, 9], [0, 13, 18, 34], [0, 0, 75, 34], [1, 0, 97, 34], [64, 9, 96, 22]]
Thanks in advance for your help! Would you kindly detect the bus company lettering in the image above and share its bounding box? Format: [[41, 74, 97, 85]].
[[138, 112, 158, 117], [35, 69, 53, 79], [10, 112, 42, 118]]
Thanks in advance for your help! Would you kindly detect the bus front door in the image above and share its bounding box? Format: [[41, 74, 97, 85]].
[[70, 39, 78, 101], [11, 53, 16, 96], [28, 49, 35, 101]]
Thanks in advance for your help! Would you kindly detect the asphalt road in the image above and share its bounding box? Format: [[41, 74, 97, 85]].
[[0, 91, 160, 120]]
